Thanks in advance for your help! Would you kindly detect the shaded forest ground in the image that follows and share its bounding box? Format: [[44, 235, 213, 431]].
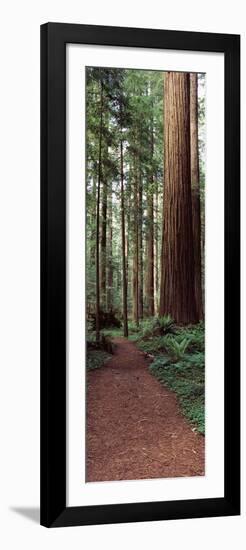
[[86, 337, 205, 482]]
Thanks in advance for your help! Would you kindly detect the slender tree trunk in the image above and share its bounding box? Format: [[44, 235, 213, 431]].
[[96, 79, 103, 342], [90, 174, 97, 268], [132, 154, 139, 325], [126, 175, 131, 286], [154, 183, 159, 313], [146, 123, 155, 316], [107, 188, 113, 311], [138, 165, 143, 319], [159, 72, 198, 324], [147, 189, 154, 316], [100, 174, 107, 311], [190, 73, 203, 320], [120, 134, 128, 337]]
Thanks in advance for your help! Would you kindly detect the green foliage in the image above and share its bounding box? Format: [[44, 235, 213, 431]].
[[174, 323, 205, 353], [133, 322, 205, 434], [142, 315, 175, 338], [101, 327, 123, 338], [87, 350, 112, 371], [158, 314, 175, 331], [135, 336, 167, 354], [149, 351, 205, 434], [127, 320, 142, 333], [139, 318, 156, 338], [164, 336, 191, 361], [86, 328, 96, 344], [147, 355, 171, 368], [183, 352, 204, 368], [128, 316, 175, 342], [86, 67, 165, 316]]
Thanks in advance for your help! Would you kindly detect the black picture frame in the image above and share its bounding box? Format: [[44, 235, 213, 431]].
[[41, 22, 240, 527]]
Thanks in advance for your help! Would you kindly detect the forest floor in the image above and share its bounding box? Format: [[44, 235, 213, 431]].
[[86, 337, 205, 482]]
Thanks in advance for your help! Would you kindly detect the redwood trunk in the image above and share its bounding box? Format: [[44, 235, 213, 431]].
[[120, 136, 128, 337], [107, 190, 113, 311], [154, 185, 159, 313], [126, 177, 131, 286], [95, 80, 103, 341], [132, 156, 139, 325], [159, 72, 198, 324], [100, 175, 107, 311], [146, 124, 155, 316], [147, 191, 154, 316], [190, 73, 203, 320], [90, 175, 96, 268], [138, 167, 143, 319]]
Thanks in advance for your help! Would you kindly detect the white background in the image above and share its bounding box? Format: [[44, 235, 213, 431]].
[[0, 0, 245, 548]]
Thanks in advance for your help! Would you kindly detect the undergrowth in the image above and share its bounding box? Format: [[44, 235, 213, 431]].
[[101, 327, 123, 338], [133, 318, 205, 434], [87, 316, 205, 434], [149, 353, 205, 434], [87, 350, 112, 371]]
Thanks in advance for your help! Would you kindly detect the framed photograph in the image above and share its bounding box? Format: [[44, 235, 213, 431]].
[[41, 23, 240, 527]]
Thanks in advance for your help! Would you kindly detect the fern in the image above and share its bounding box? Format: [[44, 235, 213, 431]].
[[165, 336, 190, 361], [136, 315, 175, 340], [157, 315, 175, 333]]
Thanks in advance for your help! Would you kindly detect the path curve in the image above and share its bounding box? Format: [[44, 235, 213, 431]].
[[86, 338, 205, 481]]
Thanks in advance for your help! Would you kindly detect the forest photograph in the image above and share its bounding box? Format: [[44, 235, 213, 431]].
[[86, 67, 205, 482]]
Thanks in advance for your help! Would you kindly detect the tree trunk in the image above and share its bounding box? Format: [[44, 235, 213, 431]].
[[126, 175, 131, 286], [107, 189, 113, 311], [138, 166, 143, 319], [147, 189, 154, 316], [132, 155, 139, 325], [190, 73, 203, 320], [154, 184, 159, 314], [95, 79, 103, 342], [159, 72, 198, 324], [100, 174, 107, 311], [146, 123, 155, 316], [120, 136, 128, 337], [90, 174, 97, 268]]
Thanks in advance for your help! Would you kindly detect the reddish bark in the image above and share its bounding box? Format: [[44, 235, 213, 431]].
[[159, 72, 198, 324]]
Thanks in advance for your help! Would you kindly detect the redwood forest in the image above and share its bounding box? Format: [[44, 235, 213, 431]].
[[86, 68, 205, 482]]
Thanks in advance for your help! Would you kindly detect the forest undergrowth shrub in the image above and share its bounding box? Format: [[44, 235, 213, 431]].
[[164, 336, 191, 361], [87, 350, 112, 371], [101, 327, 123, 338], [137, 321, 205, 434], [88, 310, 121, 331], [149, 353, 205, 434], [138, 315, 176, 339], [136, 336, 168, 353], [175, 323, 205, 353], [128, 321, 141, 333], [87, 332, 115, 354]]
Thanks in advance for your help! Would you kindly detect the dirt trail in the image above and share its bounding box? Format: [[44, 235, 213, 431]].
[[86, 338, 205, 482]]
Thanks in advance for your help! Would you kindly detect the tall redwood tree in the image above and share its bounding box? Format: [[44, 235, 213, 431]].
[[190, 73, 203, 320], [159, 72, 198, 324], [95, 77, 103, 342], [146, 120, 155, 317]]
